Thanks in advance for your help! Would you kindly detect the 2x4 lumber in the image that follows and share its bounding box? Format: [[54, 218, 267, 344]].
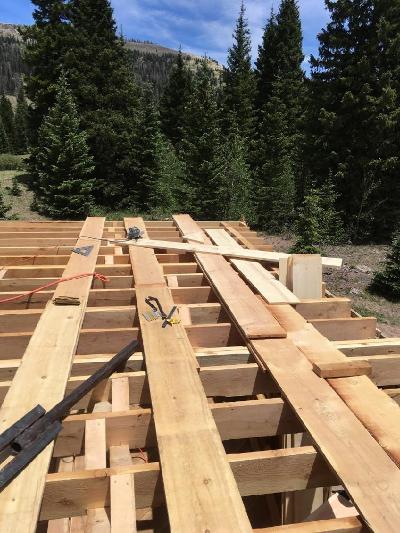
[[256, 516, 364, 532], [174, 215, 286, 339], [295, 298, 352, 320], [351, 354, 400, 387], [251, 337, 400, 532], [312, 361, 371, 379], [124, 217, 252, 532], [127, 236, 343, 268], [220, 222, 261, 250], [0, 217, 105, 533], [40, 446, 336, 521], [0, 364, 278, 409], [54, 398, 303, 457], [310, 317, 377, 342], [334, 338, 400, 356], [205, 228, 299, 305], [0, 245, 113, 256]]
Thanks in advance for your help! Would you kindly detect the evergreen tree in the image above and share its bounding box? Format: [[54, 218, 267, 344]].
[[180, 60, 221, 219], [0, 95, 15, 151], [369, 230, 400, 301], [0, 186, 10, 219], [14, 86, 29, 154], [223, 1, 255, 140], [65, 0, 141, 204], [30, 74, 95, 219], [254, 0, 306, 228], [254, 9, 278, 112], [21, 0, 71, 135], [0, 117, 9, 154], [213, 120, 255, 223], [290, 187, 322, 254], [307, 0, 400, 242], [160, 49, 192, 146]]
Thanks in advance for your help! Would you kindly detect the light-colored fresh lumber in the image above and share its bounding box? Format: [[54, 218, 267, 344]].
[[251, 337, 400, 532], [310, 317, 377, 342], [285, 255, 323, 299], [174, 215, 286, 339], [205, 228, 300, 305], [312, 360, 371, 379], [255, 516, 364, 532], [117, 235, 342, 268], [0, 217, 105, 533], [124, 217, 252, 532], [334, 338, 400, 356], [40, 446, 336, 520], [295, 298, 352, 320]]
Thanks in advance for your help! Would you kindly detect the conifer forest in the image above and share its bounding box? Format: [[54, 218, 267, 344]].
[[0, 0, 399, 252]]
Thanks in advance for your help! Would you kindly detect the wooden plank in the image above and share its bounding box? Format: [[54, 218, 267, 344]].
[[310, 318, 377, 342], [255, 516, 364, 532], [312, 361, 371, 379], [174, 215, 286, 339], [287, 255, 323, 299], [125, 236, 343, 268], [0, 217, 105, 533], [124, 217, 252, 532], [205, 229, 299, 305], [295, 298, 352, 320], [40, 446, 336, 520], [334, 338, 400, 356], [251, 337, 400, 532]]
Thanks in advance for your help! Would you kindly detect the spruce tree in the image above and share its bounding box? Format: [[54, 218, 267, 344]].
[[21, 0, 71, 136], [180, 60, 221, 219], [223, 1, 255, 139], [369, 231, 400, 301], [213, 120, 255, 223], [30, 74, 95, 219], [0, 186, 10, 219], [290, 187, 322, 254], [160, 49, 192, 147], [65, 0, 141, 204], [14, 86, 29, 154], [307, 0, 400, 242], [0, 95, 15, 152], [254, 0, 306, 229], [0, 117, 9, 154]]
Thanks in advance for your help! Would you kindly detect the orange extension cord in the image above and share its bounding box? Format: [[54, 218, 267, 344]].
[[0, 272, 109, 304]]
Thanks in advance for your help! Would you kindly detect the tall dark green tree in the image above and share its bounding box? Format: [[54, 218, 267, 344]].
[[308, 0, 400, 242], [65, 0, 141, 204], [180, 60, 221, 219], [30, 74, 95, 219], [21, 0, 71, 135], [0, 117, 9, 154], [254, 0, 305, 229], [14, 86, 29, 154], [369, 230, 400, 301], [0, 95, 15, 151], [223, 1, 255, 139], [160, 49, 192, 147], [0, 187, 10, 219]]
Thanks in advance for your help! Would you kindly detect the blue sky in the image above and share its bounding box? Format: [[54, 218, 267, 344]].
[[0, 0, 330, 68]]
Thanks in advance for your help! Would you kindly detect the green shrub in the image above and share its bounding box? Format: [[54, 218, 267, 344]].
[[369, 231, 400, 301], [0, 154, 28, 171]]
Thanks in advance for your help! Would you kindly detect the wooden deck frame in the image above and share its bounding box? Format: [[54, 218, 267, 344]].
[[0, 217, 399, 532]]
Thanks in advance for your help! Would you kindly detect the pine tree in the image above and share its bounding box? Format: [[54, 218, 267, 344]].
[[254, 9, 278, 112], [223, 1, 255, 139], [65, 0, 141, 204], [0, 186, 11, 219], [290, 187, 322, 254], [307, 0, 400, 242], [180, 60, 222, 219], [21, 0, 71, 136], [30, 73, 95, 219], [213, 120, 255, 223], [254, 0, 306, 229], [369, 230, 400, 301], [14, 86, 29, 154], [160, 49, 192, 147], [0, 95, 15, 152], [0, 117, 9, 154]]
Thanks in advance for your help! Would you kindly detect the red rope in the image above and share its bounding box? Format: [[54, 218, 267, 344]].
[[0, 272, 110, 304]]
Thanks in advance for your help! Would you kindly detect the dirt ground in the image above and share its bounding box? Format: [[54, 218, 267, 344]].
[[0, 170, 46, 220], [264, 233, 400, 337]]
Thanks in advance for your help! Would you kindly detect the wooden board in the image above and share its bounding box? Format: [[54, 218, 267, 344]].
[[174, 215, 286, 339], [0, 217, 105, 533], [124, 217, 252, 532], [205, 229, 299, 305], [251, 337, 400, 532]]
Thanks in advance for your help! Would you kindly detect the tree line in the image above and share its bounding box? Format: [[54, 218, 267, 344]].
[[8, 0, 400, 247]]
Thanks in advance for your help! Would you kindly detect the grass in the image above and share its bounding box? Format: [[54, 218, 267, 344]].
[[0, 153, 28, 171], [0, 169, 46, 220]]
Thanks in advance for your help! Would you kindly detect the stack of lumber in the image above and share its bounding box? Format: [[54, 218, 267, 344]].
[[0, 216, 399, 532]]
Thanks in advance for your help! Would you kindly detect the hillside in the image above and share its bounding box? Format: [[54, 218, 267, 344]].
[[0, 24, 222, 99]]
